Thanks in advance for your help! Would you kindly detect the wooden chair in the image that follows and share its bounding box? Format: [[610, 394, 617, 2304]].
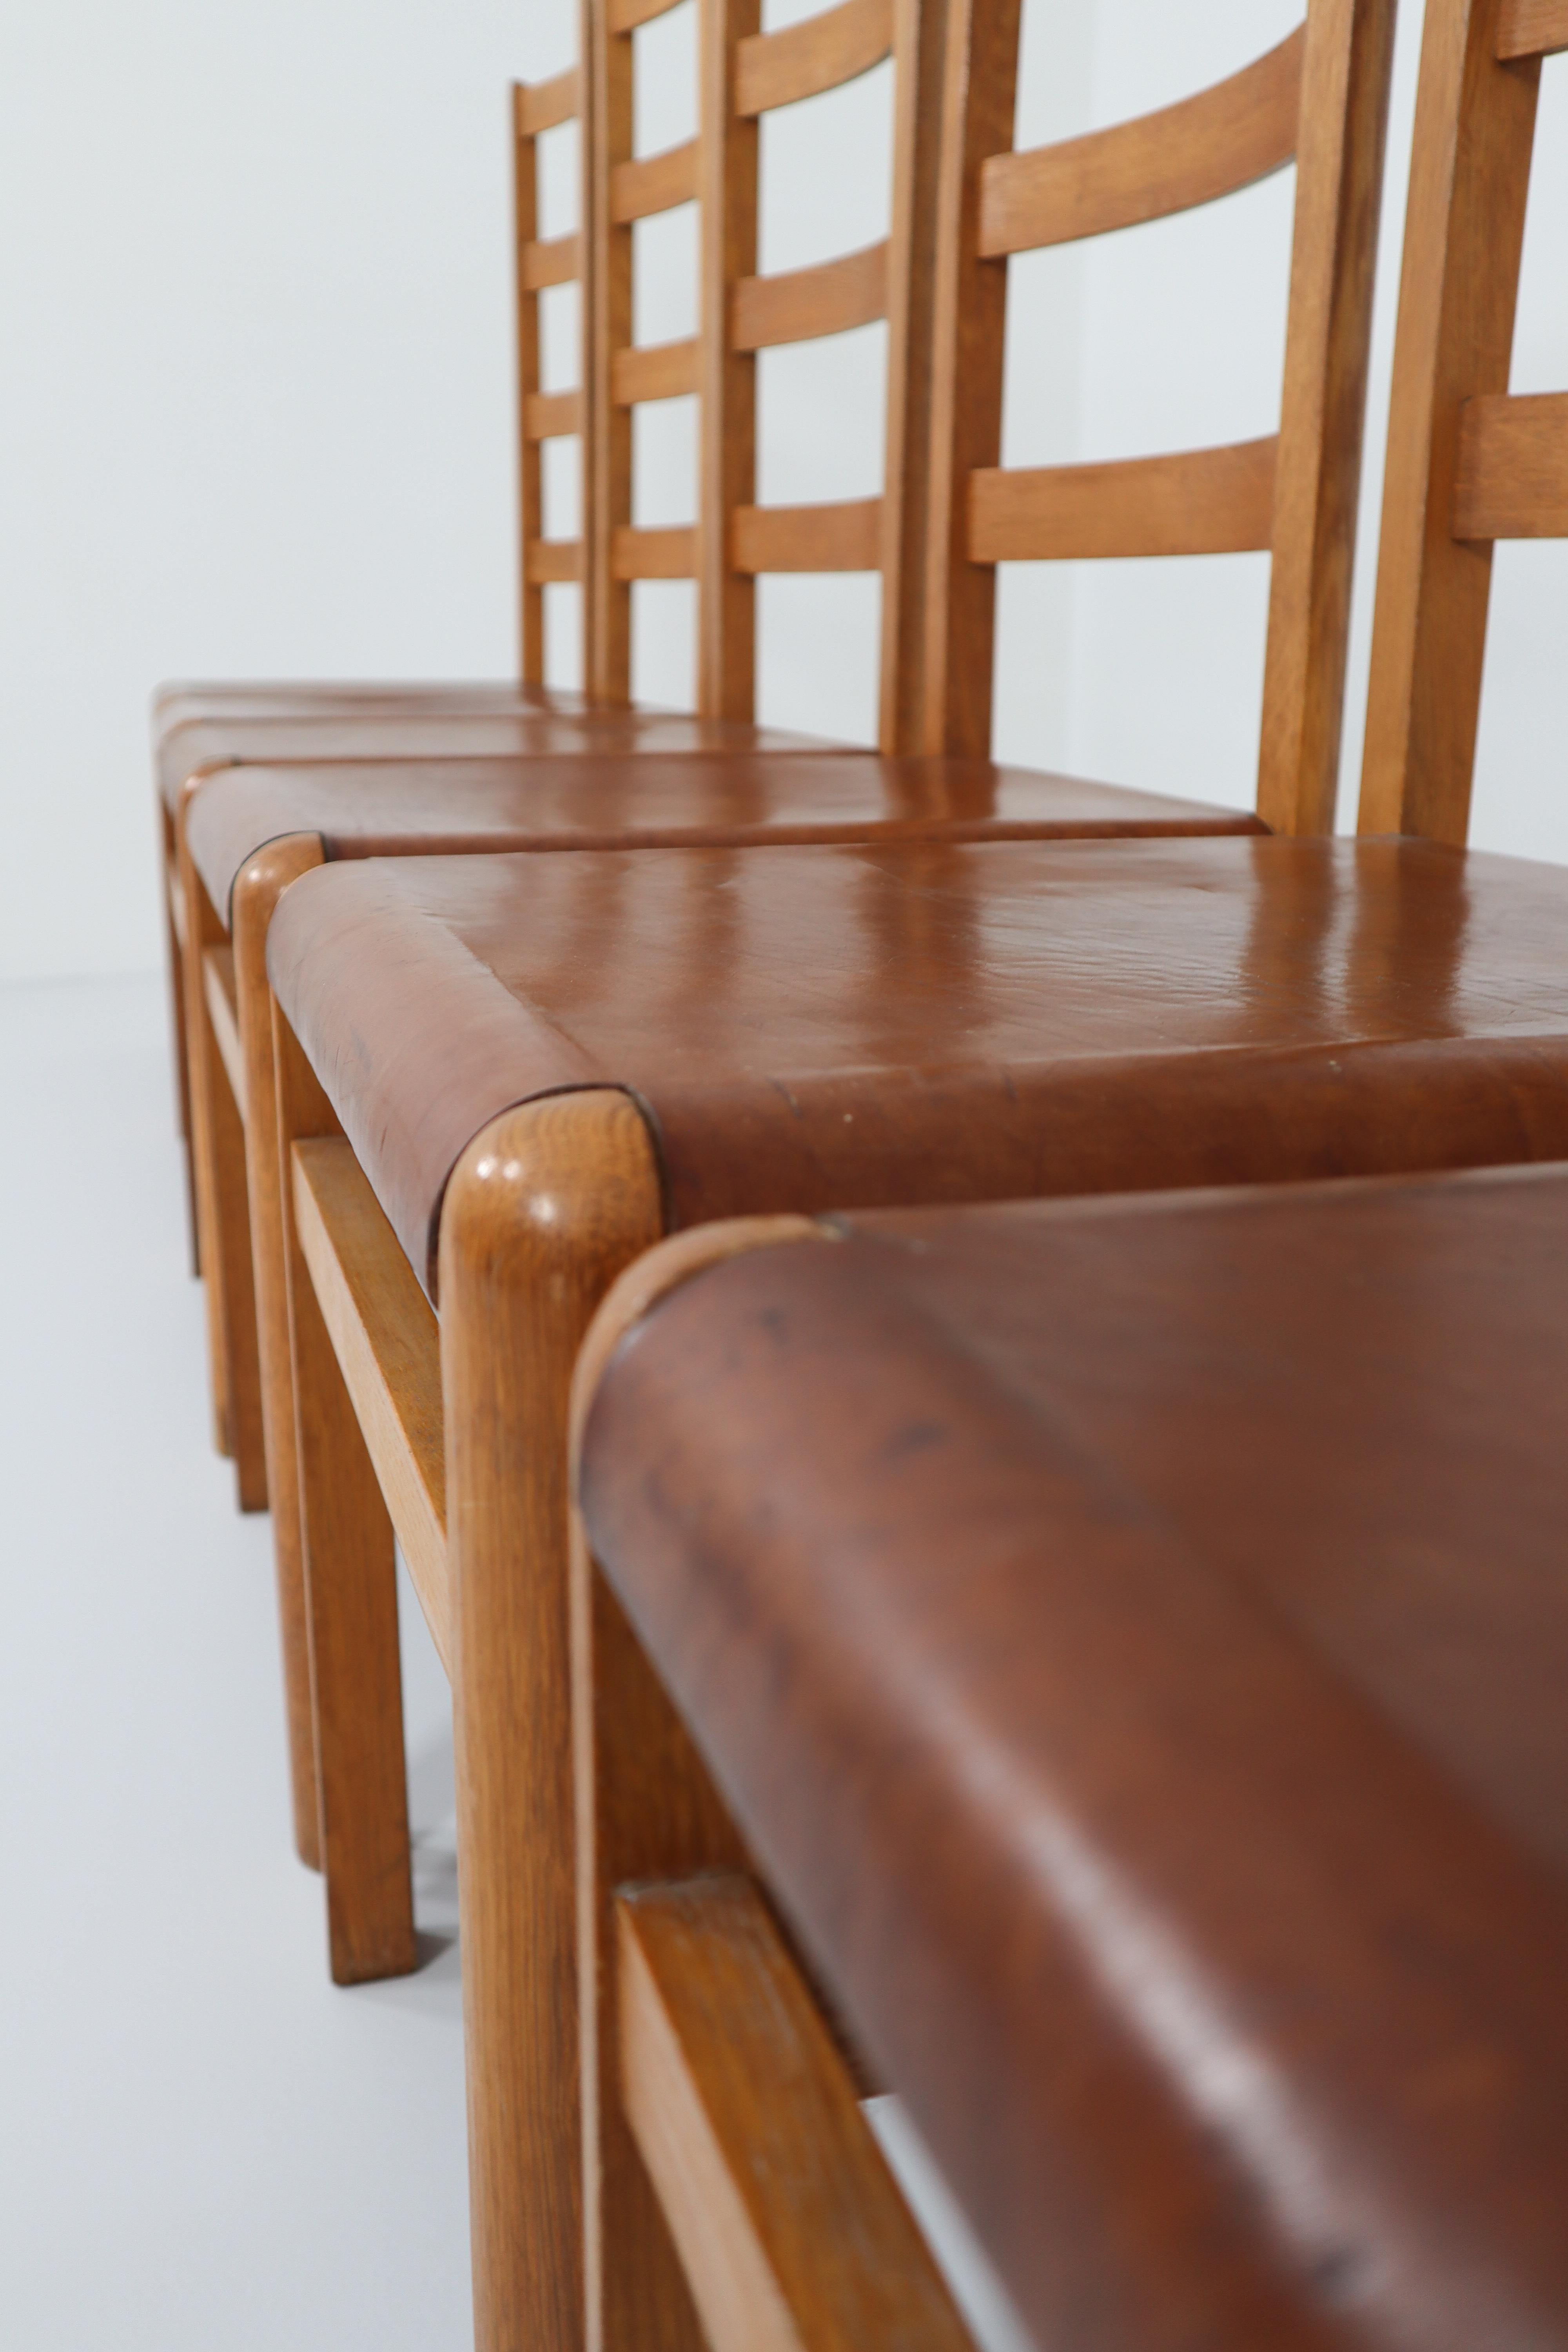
[[570, 1162, 1568, 2352], [247, 4, 1412, 2345]]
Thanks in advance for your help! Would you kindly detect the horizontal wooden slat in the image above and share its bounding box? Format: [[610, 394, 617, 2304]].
[[520, 232, 581, 291], [733, 497, 882, 573], [1496, 0, 1568, 57], [969, 437, 1278, 563], [735, 0, 893, 118], [618, 1879, 973, 2352], [524, 389, 583, 441], [611, 139, 699, 223], [168, 865, 187, 951], [203, 946, 246, 1125], [612, 526, 698, 580], [732, 241, 887, 350], [608, 0, 685, 29], [515, 68, 580, 136], [527, 538, 585, 583], [1452, 392, 1568, 539], [979, 27, 1304, 258], [613, 338, 701, 406], [292, 1138, 449, 1668]]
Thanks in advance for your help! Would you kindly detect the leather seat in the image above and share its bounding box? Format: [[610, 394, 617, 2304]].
[[577, 1160, 1568, 2352], [267, 832, 1568, 1298], [188, 753, 1258, 924]]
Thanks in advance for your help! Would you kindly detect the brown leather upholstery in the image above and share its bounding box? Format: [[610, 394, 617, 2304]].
[[152, 681, 581, 744], [157, 709, 832, 812], [267, 834, 1568, 1298], [187, 753, 1259, 925], [578, 1162, 1568, 2351]]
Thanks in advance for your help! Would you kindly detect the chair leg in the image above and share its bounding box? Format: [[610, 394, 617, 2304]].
[[438, 1091, 664, 2352], [178, 821, 266, 1506], [274, 991, 417, 1982], [234, 837, 326, 1868]]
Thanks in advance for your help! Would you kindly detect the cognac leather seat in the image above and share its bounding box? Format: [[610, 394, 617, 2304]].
[[267, 832, 1568, 1299], [577, 1160, 1568, 2352], [187, 754, 1258, 925]]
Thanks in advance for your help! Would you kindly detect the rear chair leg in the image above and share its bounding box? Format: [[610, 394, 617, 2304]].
[[233, 836, 327, 1868], [178, 813, 267, 1507], [273, 990, 416, 1981], [438, 1092, 664, 2352]]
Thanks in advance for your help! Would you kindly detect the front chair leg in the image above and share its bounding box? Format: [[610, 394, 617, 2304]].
[[274, 990, 417, 1984], [439, 1090, 664, 2352]]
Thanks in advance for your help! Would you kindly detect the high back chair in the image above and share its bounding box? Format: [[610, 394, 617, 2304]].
[[516, 64, 593, 681], [590, 0, 938, 740], [920, 0, 1389, 833], [1360, 0, 1568, 838]]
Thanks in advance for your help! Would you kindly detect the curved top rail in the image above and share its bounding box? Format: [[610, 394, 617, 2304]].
[[607, 0, 689, 33], [736, 0, 893, 119], [979, 25, 1305, 259]]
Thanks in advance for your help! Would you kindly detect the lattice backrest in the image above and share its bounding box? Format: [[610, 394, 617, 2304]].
[[1359, 0, 1568, 842], [515, 69, 588, 687], [920, 0, 1399, 835], [589, 0, 703, 703], [697, 0, 944, 745]]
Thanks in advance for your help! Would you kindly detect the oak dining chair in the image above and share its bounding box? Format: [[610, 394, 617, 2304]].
[[570, 1159, 1568, 2352], [248, 4, 1407, 2348]]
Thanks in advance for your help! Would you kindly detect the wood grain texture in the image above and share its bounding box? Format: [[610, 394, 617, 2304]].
[[1496, 0, 1568, 54], [527, 537, 586, 584], [514, 82, 545, 681], [1257, 0, 1399, 836], [735, 0, 893, 117], [1452, 390, 1568, 537], [517, 67, 581, 134], [730, 240, 888, 349], [969, 439, 1277, 562], [179, 817, 267, 1508], [232, 833, 325, 1870], [612, 337, 701, 405], [292, 1140, 450, 1668], [521, 232, 583, 290], [612, 525, 699, 579], [273, 996, 416, 1987], [591, 0, 635, 700], [699, 0, 762, 719], [524, 389, 584, 441], [918, 0, 1022, 754], [610, 139, 700, 223], [619, 1878, 975, 2352], [202, 945, 247, 1125], [733, 497, 883, 572], [978, 27, 1303, 258], [438, 1092, 665, 2352], [1359, 0, 1541, 841]]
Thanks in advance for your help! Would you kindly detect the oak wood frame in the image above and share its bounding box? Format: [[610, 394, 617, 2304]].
[[920, 0, 1398, 838], [1358, 0, 1563, 841], [516, 64, 591, 682]]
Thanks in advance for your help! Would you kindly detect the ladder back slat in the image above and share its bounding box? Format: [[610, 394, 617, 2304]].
[[612, 526, 699, 579], [979, 28, 1305, 259], [731, 241, 887, 350], [610, 139, 701, 224], [524, 389, 583, 442], [1496, 0, 1568, 57], [608, 0, 689, 30], [515, 68, 581, 136], [613, 338, 702, 407], [735, 0, 893, 119], [1452, 392, 1568, 538], [520, 232, 582, 291], [526, 538, 585, 584], [733, 497, 883, 572], [969, 439, 1278, 563]]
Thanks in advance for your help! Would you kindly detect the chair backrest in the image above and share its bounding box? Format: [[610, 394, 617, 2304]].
[[693, 0, 945, 748], [514, 65, 590, 687], [919, 0, 1399, 835], [1359, 0, 1568, 842]]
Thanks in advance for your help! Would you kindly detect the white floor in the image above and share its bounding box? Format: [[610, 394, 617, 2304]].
[[0, 969, 1034, 2352]]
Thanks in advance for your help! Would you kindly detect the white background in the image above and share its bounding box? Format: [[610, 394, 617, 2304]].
[[2, 0, 1565, 984]]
